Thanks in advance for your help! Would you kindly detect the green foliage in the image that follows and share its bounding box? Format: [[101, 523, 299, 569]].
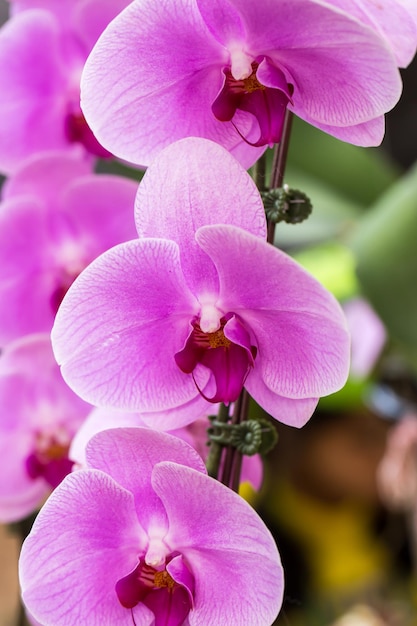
[[287, 117, 399, 206], [350, 162, 417, 369]]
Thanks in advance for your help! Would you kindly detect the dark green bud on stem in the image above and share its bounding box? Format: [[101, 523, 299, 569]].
[[207, 417, 278, 456], [262, 185, 312, 225]]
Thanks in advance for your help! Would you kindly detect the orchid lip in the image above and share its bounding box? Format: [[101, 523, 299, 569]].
[[25, 431, 73, 489], [175, 313, 257, 404], [116, 554, 194, 625], [65, 109, 113, 159], [212, 57, 293, 148]]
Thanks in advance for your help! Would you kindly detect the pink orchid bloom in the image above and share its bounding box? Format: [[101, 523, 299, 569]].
[[70, 407, 263, 490], [52, 138, 350, 428], [0, 151, 138, 345], [0, 334, 92, 523], [343, 298, 386, 379], [19, 428, 283, 625], [0, 0, 131, 173], [80, 0, 403, 169]]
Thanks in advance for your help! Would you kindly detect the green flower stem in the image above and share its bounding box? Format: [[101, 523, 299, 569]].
[[268, 110, 293, 244], [252, 151, 267, 192], [205, 403, 230, 479], [220, 389, 250, 492]]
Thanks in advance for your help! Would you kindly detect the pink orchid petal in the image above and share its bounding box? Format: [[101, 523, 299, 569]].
[[0, 486, 46, 524], [20, 470, 152, 626], [70, 408, 146, 467], [244, 371, 319, 427], [296, 111, 386, 147], [152, 462, 283, 625], [86, 428, 206, 531], [193, 0, 246, 47], [69, 404, 215, 473], [2, 151, 92, 204], [135, 137, 266, 295], [272, 41, 400, 132], [0, 11, 72, 174], [138, 392, 215, 430], [0, 198, 56, 342], [52, 239, 207, 412], [70, 399, 215, 466], [0, 335, 90, 420], [80, 0, 264, 168], [343, 298, 386, 378], [241, 453, 263, 491], [10, 0, 77, 22], [325, 0, 417, 67], [167, 554, 195, 602], [72, 0, 133, 50], [196, 225, 350, 399], [245, 306, 349, 398], [59, 175, 138, 251]]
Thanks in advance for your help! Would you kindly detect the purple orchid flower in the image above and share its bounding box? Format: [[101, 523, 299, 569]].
[[70, 406, 263, 491], [52, 138, 350, 428], [0, 334, 92, 523], [19, 427, 283, 625], [0, 151, 138, 345], [80, 0, 403, 168], [0, 0, 131, 173]]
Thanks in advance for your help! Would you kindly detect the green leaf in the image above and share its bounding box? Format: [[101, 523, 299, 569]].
[[274, 167, 361, 250], [351, 162, 417, 364], [287, 118, 400, 206]]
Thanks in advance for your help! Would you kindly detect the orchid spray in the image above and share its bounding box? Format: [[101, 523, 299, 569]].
[[0, 0, 414, 625]]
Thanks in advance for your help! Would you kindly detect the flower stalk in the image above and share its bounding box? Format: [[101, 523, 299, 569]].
[[268, 109, 293, 244], [205, 403, 230, 479], [220, 390, 250, 493], [216, 110, 294, 492]]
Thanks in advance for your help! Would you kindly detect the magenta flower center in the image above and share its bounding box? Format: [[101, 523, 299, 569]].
[[212, 59, 292, 148], [65, 108, 112, 159], [175, 313, 257, 403], [50, 270, 80, 315], [116, 559, 193, 626], [25, 431, 73, 489]]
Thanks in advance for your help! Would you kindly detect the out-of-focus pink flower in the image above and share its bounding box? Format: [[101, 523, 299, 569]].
[[70, 406, 263, 490], [377, 414, 417, 511], [0, 0, 132, 173], [343, 298, 386, 379], [0, 334, 92, 523], [20, 428, 283, 625], [0, 152, 138, 345], [52, 138, 350, 428], [81, 0, 403, 168]]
